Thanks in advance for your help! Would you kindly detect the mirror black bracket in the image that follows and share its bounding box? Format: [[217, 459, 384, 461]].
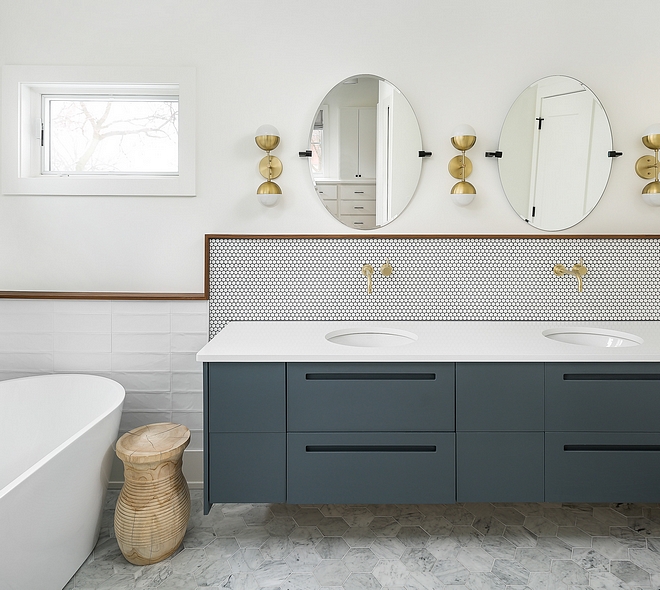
[[418, 151, 432, 158], [299, 150, 312, 158], [608, 151, 623, 158], [485, 151, 503, 158]]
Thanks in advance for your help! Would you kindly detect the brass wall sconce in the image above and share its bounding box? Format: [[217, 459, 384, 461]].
[[255, 124, 282, 206], [636, 124, 660, 206], [449, 124, 477, 206]]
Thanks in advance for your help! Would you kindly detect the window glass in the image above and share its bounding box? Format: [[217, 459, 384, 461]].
[[310, 128, 323, 176], [44, 97, 178, 174]]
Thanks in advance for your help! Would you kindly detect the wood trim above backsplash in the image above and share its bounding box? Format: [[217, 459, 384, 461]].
[[204, 234, 660, 240], [2, 233, 660, 301], [0, 291, 207, 300]]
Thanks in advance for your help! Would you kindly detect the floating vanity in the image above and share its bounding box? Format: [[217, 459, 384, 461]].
[[197, 321, 660, 513], [199, 67, 657, 512]]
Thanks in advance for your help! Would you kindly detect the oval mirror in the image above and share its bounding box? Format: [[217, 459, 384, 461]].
[[308, 75, 423, 230], [498, 75, 613, 231]]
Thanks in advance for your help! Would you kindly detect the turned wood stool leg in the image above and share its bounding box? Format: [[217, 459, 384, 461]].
[[114, 423, 191, 565]]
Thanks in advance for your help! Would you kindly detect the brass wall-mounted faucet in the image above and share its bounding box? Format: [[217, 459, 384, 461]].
[[361, 264, 374, 294], [553, 258, 588, 292], [361, 260, 393, 294]]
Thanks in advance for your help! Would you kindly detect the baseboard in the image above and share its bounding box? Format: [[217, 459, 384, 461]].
[[109, 448, 204, 490]]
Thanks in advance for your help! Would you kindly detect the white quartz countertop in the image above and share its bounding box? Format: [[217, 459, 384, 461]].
[[196, 321, 660, 362]]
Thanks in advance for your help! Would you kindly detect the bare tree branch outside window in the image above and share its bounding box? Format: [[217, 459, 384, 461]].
[[46, 99, 179, 173]]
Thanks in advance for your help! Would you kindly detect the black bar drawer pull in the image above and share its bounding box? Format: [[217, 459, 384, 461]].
[[306, 445, 436, 453], [564, 444, 660, 452], [305, 373, 436, 381], [563, 374, 660, 381]]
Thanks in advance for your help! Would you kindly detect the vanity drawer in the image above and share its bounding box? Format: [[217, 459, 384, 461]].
[[340, 214, 377, 230], [339, 199, 376, 215], [545, 363, 660, 432], [287, 362, 454, 432], [316, 184, 337, 199], [457, 432, 544, 502], [322, 199, 338, 215], [456, 362, 544, 431], [545, 432, 660, 502], [287, 432, 455, 504], [208, 433, 286, 502], [340, 184, 376, 200], [207, 362, 285, 433]]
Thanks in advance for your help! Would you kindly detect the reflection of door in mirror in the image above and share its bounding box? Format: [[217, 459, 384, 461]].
[[389, 83, 422, 221], [309, 75, 423, 230], [498, 76, 612, 232], [532, 82, 609, 230], [376, 80, 393, 225]]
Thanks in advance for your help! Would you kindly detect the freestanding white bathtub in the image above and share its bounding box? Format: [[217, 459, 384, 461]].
[[0, 374, 125, 590]]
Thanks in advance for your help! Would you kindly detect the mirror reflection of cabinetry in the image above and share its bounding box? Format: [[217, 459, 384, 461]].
[[316, 181, 377, 230], [308, 74, 423, 230], [340, 107, 376, 179]]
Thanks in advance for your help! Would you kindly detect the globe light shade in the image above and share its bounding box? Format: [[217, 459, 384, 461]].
[[257, 180, 282, 207], [256, 124, 279, 137], [642, 180, 660, 206], [450, 180, 476, 206], [642, 124, 660, 150], [450, 124, 477, 151], [642, 193, 660, 206], [255, 125, 281, 151]]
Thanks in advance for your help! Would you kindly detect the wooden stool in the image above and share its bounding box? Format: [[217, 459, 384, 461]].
[[114, 423, 191, 565]]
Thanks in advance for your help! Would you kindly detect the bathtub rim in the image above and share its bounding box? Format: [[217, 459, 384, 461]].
[[0, 373, 125, 501]]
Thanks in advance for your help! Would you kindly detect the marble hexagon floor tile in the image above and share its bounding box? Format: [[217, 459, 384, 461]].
[[65, 491, 660, 590]]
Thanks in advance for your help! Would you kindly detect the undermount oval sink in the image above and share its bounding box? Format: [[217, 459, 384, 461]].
[[542, 327, 643, 348], [326, 327, 417, 348]]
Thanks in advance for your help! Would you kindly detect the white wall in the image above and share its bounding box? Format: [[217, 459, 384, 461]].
[[1, 0, 660, 293]]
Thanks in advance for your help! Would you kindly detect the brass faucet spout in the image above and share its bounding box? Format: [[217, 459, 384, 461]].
[[361, 264, 374, 294]]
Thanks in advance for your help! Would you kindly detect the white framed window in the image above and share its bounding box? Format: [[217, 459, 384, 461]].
[[2, 65, 195, 196]]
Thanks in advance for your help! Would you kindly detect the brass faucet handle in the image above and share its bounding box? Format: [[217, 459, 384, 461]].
[[380, 260, 393, 276], [552, 263, 568, 277], [572, 258, 588, 276]]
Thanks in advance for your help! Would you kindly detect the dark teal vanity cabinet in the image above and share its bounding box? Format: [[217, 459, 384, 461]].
[[456, 363, 545, 502], [287, 363, 455, 505], [205, 362, 287, 506], [545, 363, 660, 502], [204, 361, 454, 512], [203, 360, 660, 512]]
